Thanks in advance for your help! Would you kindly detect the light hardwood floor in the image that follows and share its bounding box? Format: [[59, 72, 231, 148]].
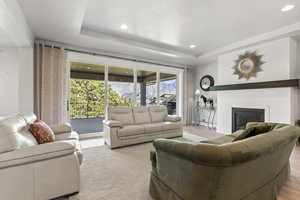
[[183, 126, 300, 200]]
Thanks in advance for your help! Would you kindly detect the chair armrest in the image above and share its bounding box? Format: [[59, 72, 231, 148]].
[[0, 141, 76, 169], [165, 115, 181, 122], [153, 139, 231, 167], [103, 120, 122, 128], [50, 123, 72, 134]]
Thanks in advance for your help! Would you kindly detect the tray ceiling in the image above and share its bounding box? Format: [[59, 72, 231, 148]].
[[18, 0, 300, 65]]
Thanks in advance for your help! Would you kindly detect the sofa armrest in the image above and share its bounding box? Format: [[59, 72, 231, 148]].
[[50, 123, 72, 134], [153, 139, 231, 167], [0, 141, 76, 169], [103, 120, 122, 128], [150, 151, 157, 169], [165, 115, 181, 122]]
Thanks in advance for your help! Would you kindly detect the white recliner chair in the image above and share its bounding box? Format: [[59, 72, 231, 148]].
[[0, 113, 82, 200]]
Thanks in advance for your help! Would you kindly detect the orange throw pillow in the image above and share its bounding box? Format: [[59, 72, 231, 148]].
[[29, 120, 55, 144]]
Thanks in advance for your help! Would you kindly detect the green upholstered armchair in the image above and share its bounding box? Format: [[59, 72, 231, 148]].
[[149, 123, 300, 200]]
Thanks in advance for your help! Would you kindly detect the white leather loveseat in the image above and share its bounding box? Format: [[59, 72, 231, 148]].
[[0, 113, 82, 200], [103, 106, 183, 148]]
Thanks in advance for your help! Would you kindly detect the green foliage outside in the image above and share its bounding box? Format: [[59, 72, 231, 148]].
[[70, 79, 136, 119]]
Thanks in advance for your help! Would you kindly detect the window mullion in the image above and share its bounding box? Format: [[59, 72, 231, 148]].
[[133, 69, 137, 104], [104, 64, 109, 119], [156, 72, 160, 105]]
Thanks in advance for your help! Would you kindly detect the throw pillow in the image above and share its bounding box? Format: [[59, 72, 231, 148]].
[[29, 120, 55, 144], [233, 125, 272, 142]]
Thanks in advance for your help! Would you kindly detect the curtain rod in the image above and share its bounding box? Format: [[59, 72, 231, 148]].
[[35, 40, 186, 69]]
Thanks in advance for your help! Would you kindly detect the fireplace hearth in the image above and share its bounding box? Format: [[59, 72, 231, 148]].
[[232, 107, 265, 133]]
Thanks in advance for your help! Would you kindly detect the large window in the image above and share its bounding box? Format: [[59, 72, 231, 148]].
[[137, 70, 157, 105], [70, 79, 105, 119], [69, 63, 105, 134], [68, 59, 181, 134], [108, 66, 136, 106], [160, 73, 177, 115]]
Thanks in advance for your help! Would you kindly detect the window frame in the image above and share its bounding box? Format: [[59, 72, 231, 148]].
[[67, 52, 184, 119]]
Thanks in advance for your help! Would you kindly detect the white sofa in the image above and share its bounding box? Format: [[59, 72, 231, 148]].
[[103, 106, 183, 149], [0, 113, 82, 200]]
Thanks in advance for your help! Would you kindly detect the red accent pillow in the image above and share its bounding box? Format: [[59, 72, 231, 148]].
[[29, 120, 55, 144]]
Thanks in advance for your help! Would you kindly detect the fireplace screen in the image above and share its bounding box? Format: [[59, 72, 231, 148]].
[[232, 108, 265, 133]]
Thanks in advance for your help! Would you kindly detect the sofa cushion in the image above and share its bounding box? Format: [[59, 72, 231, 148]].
[[201, 135, 235, 145], [18, 127, 39, 147], [144, 123, 163, 133], [161, 122, 182, 131], [0, 115, 37, 153], [0, 117, 21, 153], [29, 120, 55, 144], [233, 125, 273, 142], [22, 113, 37, 124], [62, 139, 83, 164], [245, 122, 287, 130], [50, 123, 72, 134], [40, 129, 82, 164], [149, 106, 167, 123], [103, 120, 123, 128], [108, 106, 134, 125], [0, 141, 76, 169], [0, 115, 9, 121], [55, 131, 79, 141], [133, 107, 151, 124], [118, 125, 145, 137], [165, 115, 181, 122]]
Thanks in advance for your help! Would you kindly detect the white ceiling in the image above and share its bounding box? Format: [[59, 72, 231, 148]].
[[17, 0, 300, 66], [0, 0, 32, 48]]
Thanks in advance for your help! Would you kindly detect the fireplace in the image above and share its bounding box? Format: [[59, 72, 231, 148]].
[[232, 107, 265, 132]]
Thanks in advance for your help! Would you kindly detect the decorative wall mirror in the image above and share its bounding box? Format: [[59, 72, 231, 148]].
[[233, 51, 265, 80], [200, 75, 214, 91]]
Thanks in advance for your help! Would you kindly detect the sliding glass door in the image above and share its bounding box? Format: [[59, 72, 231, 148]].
[[68, 58, 181, 135], [137, 70, 157, 106], [69, 62, 105, 134], [108, 66, 137, 106], [160, 73, 177, 115]]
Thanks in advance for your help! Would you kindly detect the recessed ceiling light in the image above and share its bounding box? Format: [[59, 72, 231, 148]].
[[190, 44, 196, 49], [281, 4, 295, 12], [120, 24, 128, 30]]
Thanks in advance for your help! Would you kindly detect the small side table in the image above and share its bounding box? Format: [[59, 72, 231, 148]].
[[192, 103, 216, 129]]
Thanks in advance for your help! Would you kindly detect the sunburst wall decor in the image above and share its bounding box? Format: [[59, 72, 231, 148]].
[[233, 51, 265, 80]]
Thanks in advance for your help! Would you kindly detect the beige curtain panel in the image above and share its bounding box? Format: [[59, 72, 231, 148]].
[[34, 42, 70, 125], [183, 67, 194, 125]]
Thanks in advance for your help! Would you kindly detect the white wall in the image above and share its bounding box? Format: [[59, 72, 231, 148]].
[[0, 49, 20, 115], [294, 40, 300, 123], [193, 62, 218, 126], [217, 38, 293, 85], [18, 47, 34, 114], [0, 0, 33, 116], [216, 38, 298, 134], [0, 47, 33, 116], [298, 41, 300, 77], [193, 61, 218, 99]]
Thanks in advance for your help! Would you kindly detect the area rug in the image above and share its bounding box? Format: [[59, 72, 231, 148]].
[[59, 133, 206, 200]]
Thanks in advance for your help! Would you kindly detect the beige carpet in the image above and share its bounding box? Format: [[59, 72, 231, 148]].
[[61, 132, 207, 200]]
